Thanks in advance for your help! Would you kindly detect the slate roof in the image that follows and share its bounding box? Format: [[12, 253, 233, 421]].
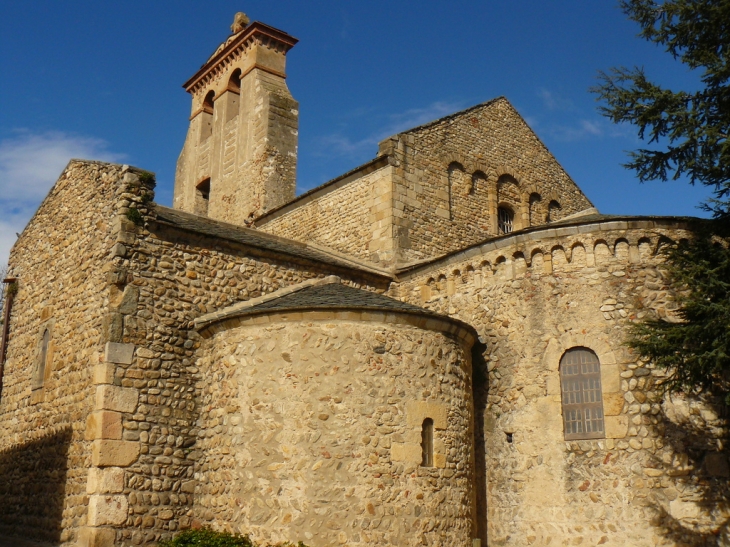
[[194, 277, 478, 339], [153, 206, 390, 278], [237, 282, 436, 316]]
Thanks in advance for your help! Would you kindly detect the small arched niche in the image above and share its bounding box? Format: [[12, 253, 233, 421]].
[[199, 90, 215, 142], [546, 200, 562, 223], [225, 69, 242, 122], [195, 178, 211, 217], [529, 193, 542, 226]]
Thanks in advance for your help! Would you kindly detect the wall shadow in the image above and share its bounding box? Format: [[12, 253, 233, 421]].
[[649, 394, 730, 546], [0, 427, 73, 545], [472, 341, 489, 543]]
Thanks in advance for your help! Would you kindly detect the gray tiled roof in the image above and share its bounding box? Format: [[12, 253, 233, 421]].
[[237, 282, 438, 316], [153, 206, 390, 278]]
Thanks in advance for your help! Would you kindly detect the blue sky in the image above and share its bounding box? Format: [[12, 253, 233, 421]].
[[0, 1, 714, 266]]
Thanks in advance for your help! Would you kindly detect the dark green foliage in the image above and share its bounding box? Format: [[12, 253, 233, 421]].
[[138, 171, 156, 187], [595, 0, 730, 400], [628, 227, 730, 401], [126, 208, 144, 226], [593, 0, 730, 217], [158, 528, 253, 547], [157, 528, 309, 547]]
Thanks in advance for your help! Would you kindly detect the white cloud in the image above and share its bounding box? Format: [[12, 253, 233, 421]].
[[0, 131, 125, 267], [537, 88, 575, 112], [315, 101, 465, 158], [546, 118, 609, 142]]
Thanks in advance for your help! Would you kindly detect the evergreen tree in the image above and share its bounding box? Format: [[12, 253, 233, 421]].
[[594, 0, 730, 401]]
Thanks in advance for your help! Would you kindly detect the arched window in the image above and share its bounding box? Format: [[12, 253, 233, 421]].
[[421, 418, 434, 467], [447, 162, 465, 220], [200, 90, 215, 142], [560, 347, 604, 440], [547, 200, 562, 223], [225, 69, 242, 122], [33, 328, 50, 390], [195, 178, 211, 217], [529, 193, 542, 226], [471, 171, 487, 196], [498, 206, 514, 235], [227, 69, 242, 94]]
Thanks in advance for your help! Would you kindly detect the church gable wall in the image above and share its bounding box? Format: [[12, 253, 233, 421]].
[[394, 220, 730, 546], [382, 98, 594, 263], [0, 160, 131, 546], [259, 164, 395, 264]]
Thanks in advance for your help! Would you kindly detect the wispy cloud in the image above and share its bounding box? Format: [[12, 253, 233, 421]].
[[315, 100, 465, 158], [537, 88, 575, 112], [0, 130, 125, 267], [548, 119, 604, 141]]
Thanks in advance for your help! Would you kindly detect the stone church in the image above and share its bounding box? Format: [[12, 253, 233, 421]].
[[0, 14, 727, 547]]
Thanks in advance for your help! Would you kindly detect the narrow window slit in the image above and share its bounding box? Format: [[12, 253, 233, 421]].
[[421, 418, 434, 467]]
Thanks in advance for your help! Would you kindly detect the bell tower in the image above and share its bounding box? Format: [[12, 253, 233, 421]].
[[173, 13, 299, 225]]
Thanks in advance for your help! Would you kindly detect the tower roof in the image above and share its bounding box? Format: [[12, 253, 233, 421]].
[[182, 21, 298, 94]]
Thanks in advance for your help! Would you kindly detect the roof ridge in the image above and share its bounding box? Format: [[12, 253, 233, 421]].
[[195, 275, 341, 328]]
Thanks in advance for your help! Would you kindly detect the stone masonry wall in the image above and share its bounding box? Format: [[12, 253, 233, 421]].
[[260, 165, 395, 264], [103, 205, 390, 545], [0, 161, 130, 546], [381, 98, 594, 263], [394, 219, 730, 546], [194, 317, 476, 547]]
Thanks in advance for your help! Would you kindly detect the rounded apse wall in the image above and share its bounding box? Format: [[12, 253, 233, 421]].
[[194, 312, 476, 547]]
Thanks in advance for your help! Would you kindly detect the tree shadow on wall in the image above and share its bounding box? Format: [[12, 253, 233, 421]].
[[472, 341, 489, 544], [0, 427, 73, 546], [647, 393, 730, 546]]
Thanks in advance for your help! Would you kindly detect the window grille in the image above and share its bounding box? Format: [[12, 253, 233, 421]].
[[498, 207, 514, 235], [421, 418, 434, 467], [560, 347, 604, 440]]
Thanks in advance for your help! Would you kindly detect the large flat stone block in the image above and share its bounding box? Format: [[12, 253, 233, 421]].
[[605, 415, 629, 439], [77, 526, 117, 547], [93, 363, 116, 385], [406, 401, 448, 429], [92, 440, 140, 467], [96, 385, 138, 413], [601, 364, 621, 393], [86, 467, 125, 494], [104, 342, 135, 365], [88, 495, 128, 526], [85, 411, 122, 440]]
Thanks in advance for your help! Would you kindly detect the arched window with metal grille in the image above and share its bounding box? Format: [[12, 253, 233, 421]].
[[560, 347, 604, 440], [498, 206, 514, 235]]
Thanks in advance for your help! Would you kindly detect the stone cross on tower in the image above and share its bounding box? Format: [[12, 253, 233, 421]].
[[173, 16, 299, 225], [231, 12, 250, 33]]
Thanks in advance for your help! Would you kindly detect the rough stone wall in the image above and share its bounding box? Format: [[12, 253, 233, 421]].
[[103, 205, 389, 545], [260, 165, 394, 263], [381, 98, 594, 263], [395, 219, 730, 546], [0, 161, 128, 546], [194, 317, 476, 547]]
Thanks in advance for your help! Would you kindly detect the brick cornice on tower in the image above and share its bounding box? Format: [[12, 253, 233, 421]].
[[183, 22, 298, 95]]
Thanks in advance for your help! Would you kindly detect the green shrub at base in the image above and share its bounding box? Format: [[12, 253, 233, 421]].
[[158, 528, 309, 547], [158, 528, 253, 547]]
